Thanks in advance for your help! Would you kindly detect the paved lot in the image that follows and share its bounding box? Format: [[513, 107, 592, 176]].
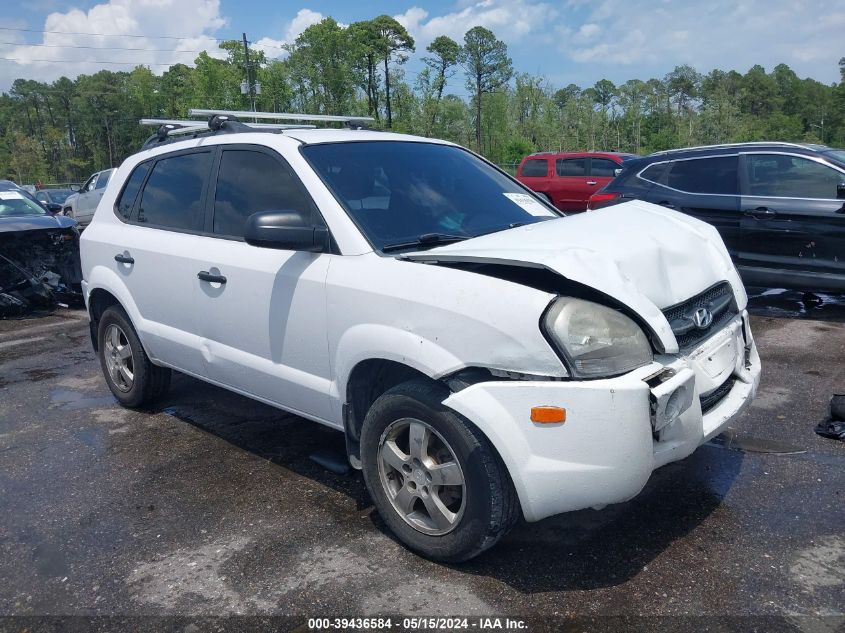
[[0, 298, 843, 631]]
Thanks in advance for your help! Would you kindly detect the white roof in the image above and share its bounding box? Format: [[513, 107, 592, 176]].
[[283, 128, 454, 146]]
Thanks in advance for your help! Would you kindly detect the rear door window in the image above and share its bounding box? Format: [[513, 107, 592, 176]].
[[665, 156, 739, 195], [521, 159, 549, 177], [745, 154, 844, 199], [212, 149, 314, 238], [556, 158, 587, 177], [137, 151, 212, 231], [590, 158, 619, 177]]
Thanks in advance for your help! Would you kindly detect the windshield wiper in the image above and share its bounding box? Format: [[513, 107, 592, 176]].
[[381, 233, 470, 253]]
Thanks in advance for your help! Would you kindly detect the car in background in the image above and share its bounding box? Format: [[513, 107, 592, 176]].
[[63, 168, 115, 227], [35, 188, 76, 215], [0, 184, 82, 315], [587, 142, 845, 293], [516, 151, 639, 212]]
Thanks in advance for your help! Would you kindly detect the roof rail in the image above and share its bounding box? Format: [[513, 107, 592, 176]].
[[188, 108, 374, 127], [651, 141, 815, 155], [140, 118, 316, 130], [138, 114, 321, 150]]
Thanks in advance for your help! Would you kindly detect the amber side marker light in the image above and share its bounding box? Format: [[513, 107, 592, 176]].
[[530, 406, 566, 424]]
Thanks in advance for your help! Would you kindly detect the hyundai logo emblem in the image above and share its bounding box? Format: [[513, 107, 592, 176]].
[[692, 307, 713, 329]]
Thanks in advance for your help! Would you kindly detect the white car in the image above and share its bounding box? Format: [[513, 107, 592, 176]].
[[64, 168, 115, 227], [80, 117, 760, 561]]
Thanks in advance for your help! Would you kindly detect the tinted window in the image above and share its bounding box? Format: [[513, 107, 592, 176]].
[[81, 174, 96, 192], [213, 150, 313, 237], [746, 154, 844, 199], [94, 170, 112, 190], [664, 156, 739, 195], [556, 158, 587, 177], [590, 158, 619, 177], [138, 152, 211, 230], [303, 142, 557, 251], [521, 159, 548, 177], [35, 192, 47, 202], [116, 162, 150, 220]]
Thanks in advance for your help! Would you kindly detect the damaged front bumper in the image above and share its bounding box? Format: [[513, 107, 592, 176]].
[[443, 313, 761, 522], [0, 225, 82, 317]]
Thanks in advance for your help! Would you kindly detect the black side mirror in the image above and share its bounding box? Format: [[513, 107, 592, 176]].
[[837, 183, 845, 200], [46, 203, 62, 214], [244, 210, 328, 252]]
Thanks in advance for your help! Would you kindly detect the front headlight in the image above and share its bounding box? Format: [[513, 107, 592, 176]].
[[543, 298, 653, 378]]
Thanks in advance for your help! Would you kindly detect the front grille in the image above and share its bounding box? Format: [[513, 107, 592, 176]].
[[700, 377, 736, 414], [662, 281, 737, 352]]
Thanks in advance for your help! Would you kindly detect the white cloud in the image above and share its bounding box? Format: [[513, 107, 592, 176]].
[[558, 0, 845, 82], [1, 0, 227, 88], [252, 8, 324, 60], [395, 0, 557, 49]]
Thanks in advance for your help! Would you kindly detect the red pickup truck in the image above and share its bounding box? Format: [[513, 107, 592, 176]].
[[515, 151, 639, 212]]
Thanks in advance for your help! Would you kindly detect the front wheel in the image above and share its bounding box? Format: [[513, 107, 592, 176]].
[[360, 380, 520, 562], [97, 306, 171, 407]]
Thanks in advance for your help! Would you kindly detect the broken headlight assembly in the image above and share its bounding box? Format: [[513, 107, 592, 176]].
[[543, 298, 653, 378]]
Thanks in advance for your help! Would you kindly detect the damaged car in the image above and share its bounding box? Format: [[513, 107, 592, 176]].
[[0, 187, 83, 317], [80, 113, 761, 562]]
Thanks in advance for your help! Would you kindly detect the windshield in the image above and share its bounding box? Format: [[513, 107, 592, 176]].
[[302, 141, 560, 251], [0, 190, 48, 217], [44, 190, 73, 203], [823, 149, 845, 167]]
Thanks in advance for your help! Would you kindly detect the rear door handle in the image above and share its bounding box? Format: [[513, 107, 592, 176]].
[[743, 207, 777, 218], [114, 254, 134, 264], [586, 180, 598, 186], [197, 271, 227, 284]]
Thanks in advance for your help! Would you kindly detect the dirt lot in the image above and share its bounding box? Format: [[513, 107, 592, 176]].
[[0, 297, 843, 632]]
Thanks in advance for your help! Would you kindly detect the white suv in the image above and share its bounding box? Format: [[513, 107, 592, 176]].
[[80, 117, 761, 561]]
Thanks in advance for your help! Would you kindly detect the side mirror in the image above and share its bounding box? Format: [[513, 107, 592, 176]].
[[46, 202, 62, 214], [243, 210, 328, 252], [837, 183, 845, 200], [614, 168, 623, 177]]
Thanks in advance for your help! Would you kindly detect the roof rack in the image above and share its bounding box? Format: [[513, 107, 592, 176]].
[[188, 109, 374, 126], [650, 141, 817, 156], [139, 109, 374, 150]]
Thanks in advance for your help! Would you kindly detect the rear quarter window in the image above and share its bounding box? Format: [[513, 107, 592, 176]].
[[114, 162, 151, 220]]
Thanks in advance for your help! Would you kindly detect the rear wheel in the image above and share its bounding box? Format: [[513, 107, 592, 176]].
[[97, 306, 170, 407], [360, 380, 520, 562]]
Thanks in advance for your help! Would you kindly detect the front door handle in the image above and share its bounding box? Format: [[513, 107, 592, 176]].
[[114, 254, 134, 264], [743, 207, 777, 218], [197, 270, 227, 284], [586, 180, 598, 186]]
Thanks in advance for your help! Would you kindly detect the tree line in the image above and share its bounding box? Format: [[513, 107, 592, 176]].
[[1, 15, 843, 184]]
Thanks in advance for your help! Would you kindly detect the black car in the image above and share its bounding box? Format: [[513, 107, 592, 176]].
[[589, 142, 845, 293], [0, 183, 82, 315], [34, 188, 76, 214]]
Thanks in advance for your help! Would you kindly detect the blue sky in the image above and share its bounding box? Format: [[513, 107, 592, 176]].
[[2, 0, 844, 93]]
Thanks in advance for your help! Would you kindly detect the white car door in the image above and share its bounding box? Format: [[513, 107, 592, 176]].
[[191, 145, 333, 423], [108, 150, 212, 377]]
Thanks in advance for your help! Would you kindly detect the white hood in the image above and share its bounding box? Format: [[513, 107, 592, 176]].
[[404, 200, 747, 353]]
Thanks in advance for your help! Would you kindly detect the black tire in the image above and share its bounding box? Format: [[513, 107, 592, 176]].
[[360, 379, 520, 562], [97, 305, 170, 408]]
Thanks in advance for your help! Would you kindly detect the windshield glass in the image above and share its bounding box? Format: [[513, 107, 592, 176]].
[[45, 190, 73, 203], [823, 149, 845, 166], [0, 190, 48, 217], [302, 141, 559, 251]]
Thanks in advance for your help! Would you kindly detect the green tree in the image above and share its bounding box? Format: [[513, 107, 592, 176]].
[[369, 15, 415, 128], [422, 35, 461, 134], [459, 26, 512, 152]]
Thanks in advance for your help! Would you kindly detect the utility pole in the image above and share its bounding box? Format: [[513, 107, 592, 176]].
[[242, 32, 256, 115]]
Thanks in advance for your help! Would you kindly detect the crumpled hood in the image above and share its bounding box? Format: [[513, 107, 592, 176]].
[[403, 200, 747, 353], [0, 214, 77, 233]]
